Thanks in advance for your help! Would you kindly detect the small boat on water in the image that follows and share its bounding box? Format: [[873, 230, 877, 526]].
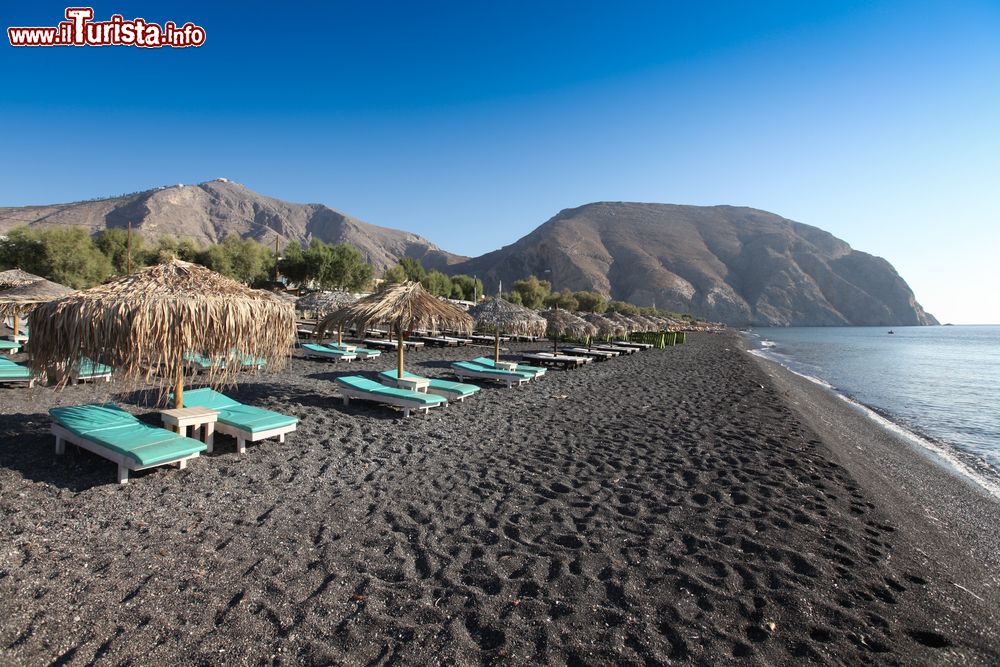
[[888, 330, 895, 334]]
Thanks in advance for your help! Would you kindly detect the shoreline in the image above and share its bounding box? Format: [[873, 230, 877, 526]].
[[1, 332, 999, 664], [748, 345, 1000, 583]]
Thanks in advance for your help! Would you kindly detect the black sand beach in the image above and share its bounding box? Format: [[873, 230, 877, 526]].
[[1, 333, 998, 665]]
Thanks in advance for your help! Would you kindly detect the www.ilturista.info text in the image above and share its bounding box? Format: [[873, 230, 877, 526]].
[[8, 8, 205, 48]]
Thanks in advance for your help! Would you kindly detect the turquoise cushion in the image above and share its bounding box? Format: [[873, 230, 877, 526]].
[[377, 370, 479, 398], [49, 403, 205, 466], [0, 340, 21, 351], [76, 357, 111, 377], [217, 404, 298, 434], [178, 388, 240, 410], [457, 360, 532, 378], [303, 343, 349, 356], [182, 388, 297, 434], [472, 357, 544, 376], [337, 376, 445, 406]]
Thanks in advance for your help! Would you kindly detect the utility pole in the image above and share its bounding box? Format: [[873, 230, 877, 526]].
[[273, 235, 280, 284]]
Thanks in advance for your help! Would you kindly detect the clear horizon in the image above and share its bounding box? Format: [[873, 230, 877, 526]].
[[1, 1, 997, 324]]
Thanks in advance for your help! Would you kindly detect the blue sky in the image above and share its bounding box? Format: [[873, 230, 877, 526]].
[[1, 1, 998, 323]]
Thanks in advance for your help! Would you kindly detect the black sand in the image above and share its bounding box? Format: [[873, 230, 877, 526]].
[[1, 333, 998, 665]]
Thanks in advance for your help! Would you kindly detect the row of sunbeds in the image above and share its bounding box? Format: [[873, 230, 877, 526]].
[[48, 388, 299, 484]]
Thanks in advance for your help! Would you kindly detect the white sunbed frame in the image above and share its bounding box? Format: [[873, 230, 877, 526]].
[[302, 348, 357, 362], [452, 366, 529, 388], [70, 370, 111, 385], [51, 423, 201, 484], [212, 420, 296, 455], [0, 376, 35, 388], [338, 385, 444, 418]]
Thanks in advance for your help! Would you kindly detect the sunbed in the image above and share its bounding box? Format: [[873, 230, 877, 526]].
[[0, 357, 34, 387], [49, 403, 206, 484], [70, 357, 112, 384], [594, 344, 637, 354], [362, 338, 425, 351], [377, 370, 480, 402], [451, 361, 530, 387], [562, 346, 619, 360], [0, 340, 21, 355], [301, 343, 357, 362], [327, 342, 381, 360], [613, 340, 654, 350], [471, 356, 547, 378], [335, 375, 446, 417], [180, 388, 299, 454], [521, 352, 591, 370]]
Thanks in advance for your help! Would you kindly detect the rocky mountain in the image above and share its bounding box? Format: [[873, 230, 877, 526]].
[[450, 202, 937, 327], [0, 183, 936, 326], [0, 180, 464, 273]]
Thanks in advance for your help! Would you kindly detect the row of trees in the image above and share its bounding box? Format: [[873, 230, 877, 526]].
[[0, 226, 688, 318], [0, 227, 373, 291], [382, 256, 484, 301]]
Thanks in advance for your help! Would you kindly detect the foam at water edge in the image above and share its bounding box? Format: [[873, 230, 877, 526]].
[[748, 346, 1000, 501]]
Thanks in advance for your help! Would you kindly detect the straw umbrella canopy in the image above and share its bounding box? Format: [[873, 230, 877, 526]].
[[581, 312, 622, 347], [0, 279, 75, 337], [606, 312, 639, 334], [468, 296, 547, 362], [539, 308, 597, 353], [0, 269, 44, 290], [316, 281, 474, 378], [630, 314, 658, 332], [297, 290, 359, 343], [28, 259, 296, 407]]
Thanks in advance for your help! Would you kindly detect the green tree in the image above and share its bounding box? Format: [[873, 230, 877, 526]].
[[501, 291, 523, 305], [573, 291, 608, 313], [278, 241, 307, 284], [94, 228, 147, 275], [511, 275, 551, 309], [449, 274, 484, 302], [608, 300, 640, 316], [544, 289, 579, 311], [398, 256, 426, 283], [0, 227, 112, 288], [297, 240, 372, 290], [421, 269, 453, 297], [176, 236, 200, 262], [382, 263, 407, 285], [196, 243, 234, 278]]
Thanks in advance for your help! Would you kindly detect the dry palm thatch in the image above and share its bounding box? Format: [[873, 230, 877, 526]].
[[0, 279, 75, 318], [317, 281, 474, 378], [0, 269, 44, 290], [581, 312, 621, 337], [469, 296, 547, 361], [606, 312, 639, 334], [629, 314, 658, 331], [296, 290, 358, 317], [539, 308, 597, 352], [29, 259, 296, 407]]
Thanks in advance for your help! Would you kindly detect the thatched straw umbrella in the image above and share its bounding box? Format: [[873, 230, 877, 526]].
[[0, 269, 44, 290], [29, 259, 296, 407], [297, 290, 359, 344], [606, 312, 639, 335], [0, 279, 75, 340], [468, 296, 547, 362], [539, 309, 597, 353], [316, 281, 474, 379], [581, 312, 620, 347]]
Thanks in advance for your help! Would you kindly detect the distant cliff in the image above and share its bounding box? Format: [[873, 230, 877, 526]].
[[449, 202, 937, 326]]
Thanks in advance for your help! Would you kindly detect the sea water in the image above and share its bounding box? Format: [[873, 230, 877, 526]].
[[744, 326, 1000, 495]]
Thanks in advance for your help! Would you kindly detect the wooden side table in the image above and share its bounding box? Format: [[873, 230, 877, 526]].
[[494, 360, 518, 372], [384, 375, 430, 393], [161, 406, 219, 453]]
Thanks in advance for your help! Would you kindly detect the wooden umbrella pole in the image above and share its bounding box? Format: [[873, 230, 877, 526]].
[[338, 325, 343, 345], [397, 325, 405, 379], [553, 333, 558, 353], [494, 330, 500, 362], [12, 313, 19, 338], [174, 359, 185, 409]]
